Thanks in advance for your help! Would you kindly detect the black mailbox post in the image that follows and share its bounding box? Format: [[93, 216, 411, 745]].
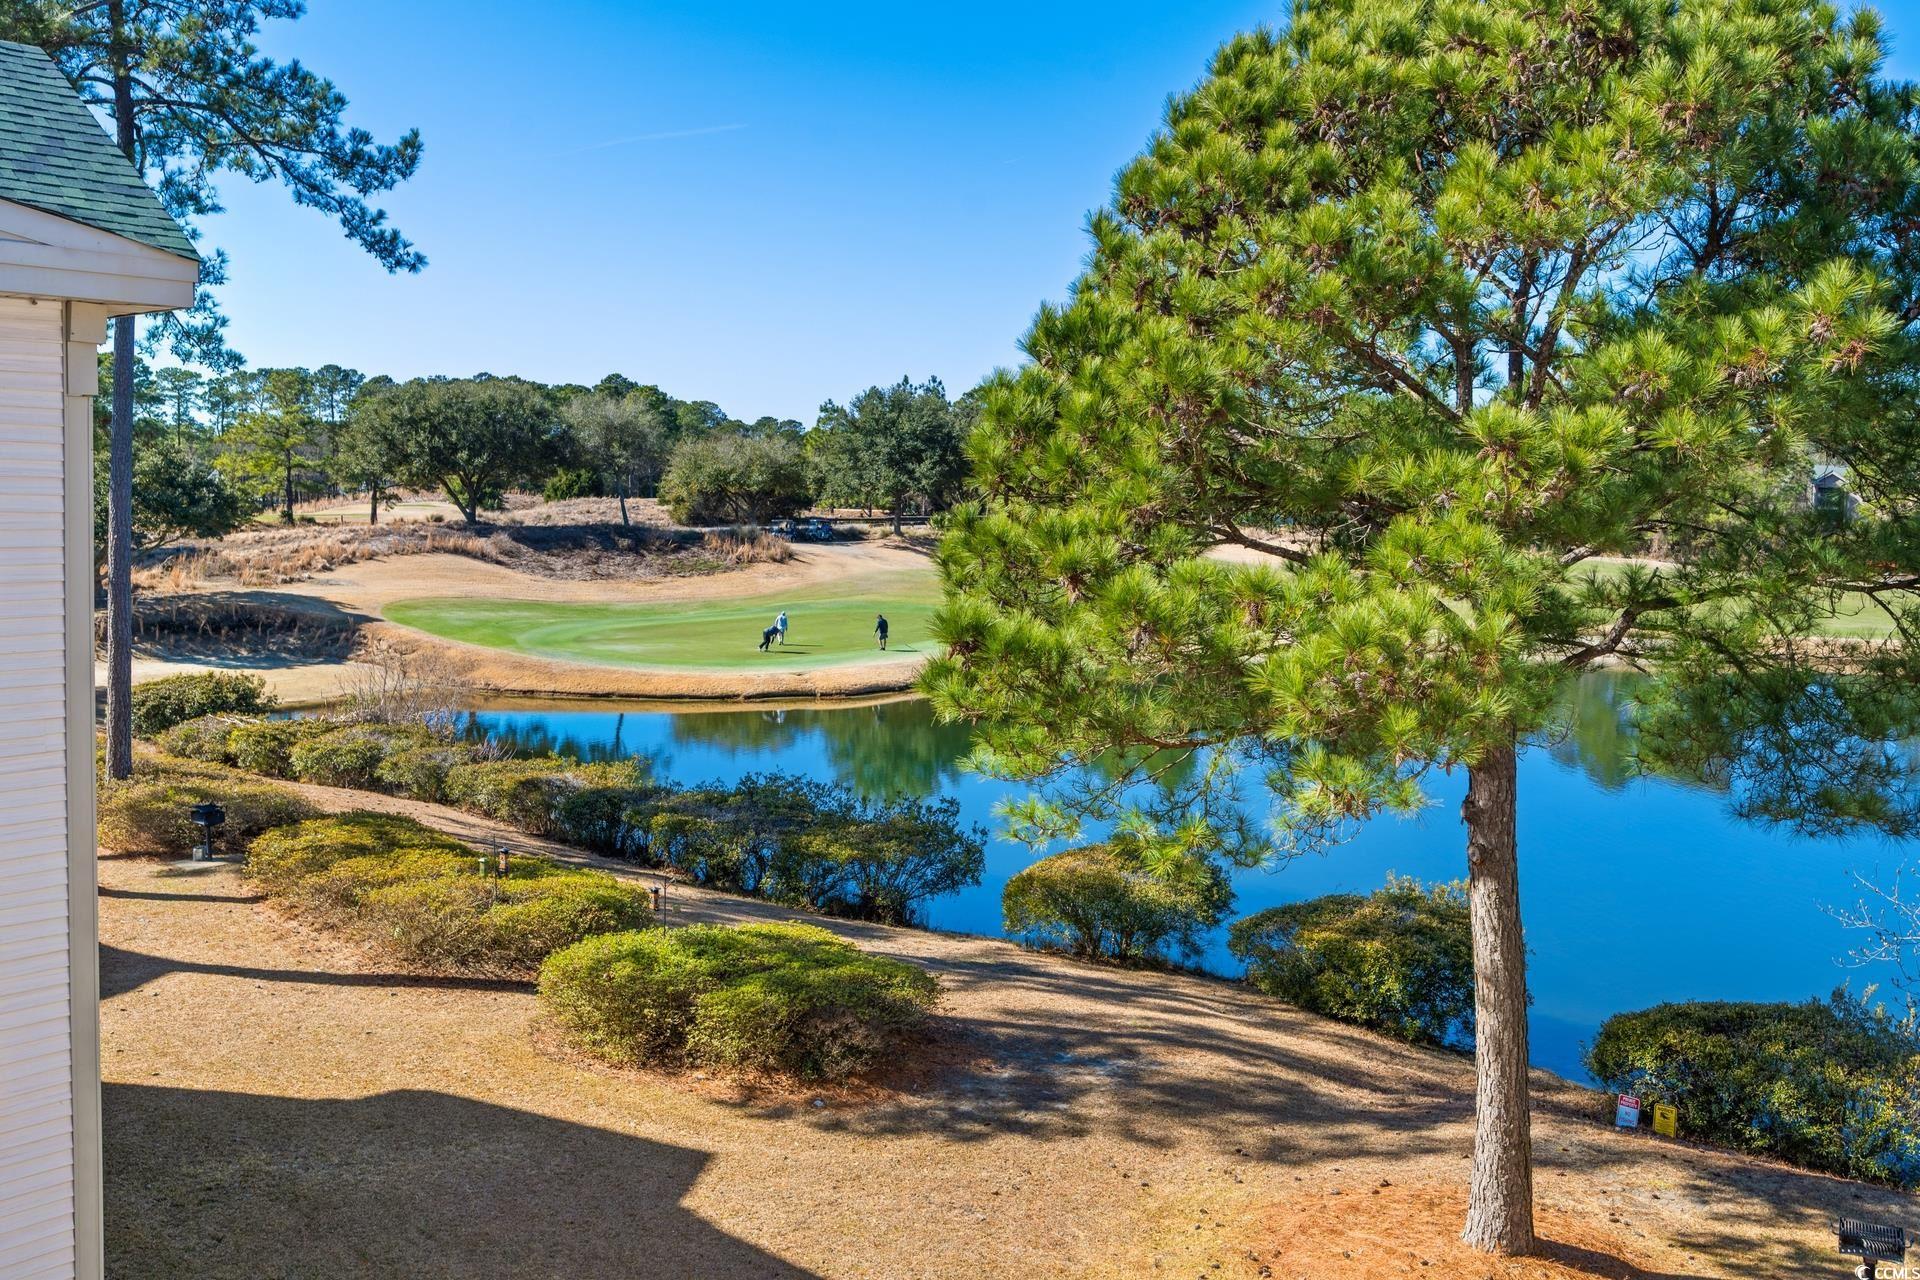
[[187, 801, 226, 862]]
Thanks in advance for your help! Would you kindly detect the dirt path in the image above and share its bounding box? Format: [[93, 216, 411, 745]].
[[99, 778, 1912, 1280], [119, 539, 938, 704]]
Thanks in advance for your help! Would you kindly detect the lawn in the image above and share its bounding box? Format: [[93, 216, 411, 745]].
[[383, 573, 940, 670], [1576, 559, 1898, 639]]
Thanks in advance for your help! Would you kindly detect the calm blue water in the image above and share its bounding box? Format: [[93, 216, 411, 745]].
[[464, 676, 1909, 1081]]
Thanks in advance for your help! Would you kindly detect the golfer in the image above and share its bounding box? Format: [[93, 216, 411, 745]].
[[776, 610, 789, 645], [758, 624, 780, 652], [874, 613, 889, 650]]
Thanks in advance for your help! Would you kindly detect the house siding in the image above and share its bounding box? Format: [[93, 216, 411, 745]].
[[0, 294, 78, 1280]]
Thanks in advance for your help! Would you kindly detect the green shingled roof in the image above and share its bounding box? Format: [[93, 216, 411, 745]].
[[0, 39, 195, 260]]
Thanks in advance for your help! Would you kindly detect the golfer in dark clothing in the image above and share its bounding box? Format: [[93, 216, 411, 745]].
[[758, 624, 780, 652], [874, 613, 889, 650]]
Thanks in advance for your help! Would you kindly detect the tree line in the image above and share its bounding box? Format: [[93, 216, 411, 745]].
[[103, 362, 980, 547]]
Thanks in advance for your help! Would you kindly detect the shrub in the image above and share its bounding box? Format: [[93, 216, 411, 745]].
[[98, 768, 314, 858], [227, 719, 321, 778], [375, 742, 474, 803], [1227, 876, 1475, 1046], [768, 796, 985, 924], [131, 671, 277, 736], [554, 776, 663, 858], [1586, 992, 1920, 1185], [539, 922, 937, 1079], [248, 812, 649, 974], [1001, 843, 1231, 963], [288, 723, 428, 790], [642, 774, 835, 893], [247, 812, 474, 897], [466, 875, 652, 971], [353, 867, 647, 974], [649, 809, 751, 888], [159, 715, 238, 764], [444, 758, 583, 835], [543, 466, 601, 502]]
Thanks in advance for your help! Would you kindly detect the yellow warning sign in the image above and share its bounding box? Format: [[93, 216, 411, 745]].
[[1651, 1103, 1678, 1138]]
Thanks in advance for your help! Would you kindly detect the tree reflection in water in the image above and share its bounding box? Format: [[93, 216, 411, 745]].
[[466, 674, 1675, 799]]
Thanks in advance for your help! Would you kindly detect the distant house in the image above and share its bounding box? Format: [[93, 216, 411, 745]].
[[0, 40, 197, 1280], [1808, 463, 1861, 524]]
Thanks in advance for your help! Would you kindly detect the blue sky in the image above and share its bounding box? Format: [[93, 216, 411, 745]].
[[210, 0, 1920, 423]]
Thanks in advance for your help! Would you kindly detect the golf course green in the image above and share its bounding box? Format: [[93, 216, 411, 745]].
[[383, 575, 939, 670]]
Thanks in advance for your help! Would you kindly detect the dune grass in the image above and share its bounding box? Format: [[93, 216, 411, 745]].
[[383, 572, 940, 670]]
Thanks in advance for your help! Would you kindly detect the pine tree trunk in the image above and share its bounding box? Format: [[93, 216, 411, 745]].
[[105, 314, 136, 781], [283, 459, 295, 523], [104, 5, 137, 781], [1460, 735, 1535, 1254]]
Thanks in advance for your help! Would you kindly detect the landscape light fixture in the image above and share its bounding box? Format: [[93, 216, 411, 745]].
[[186, 801, 226, 862]]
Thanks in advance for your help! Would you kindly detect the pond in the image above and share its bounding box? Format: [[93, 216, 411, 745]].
[[461, 673, 1910, 1082]]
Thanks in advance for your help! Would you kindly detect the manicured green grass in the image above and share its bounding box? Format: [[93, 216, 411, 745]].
[[1576, 560, 1896, 639], [383, 572, 940, 670]]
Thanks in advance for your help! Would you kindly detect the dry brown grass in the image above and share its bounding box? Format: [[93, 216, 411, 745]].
[[97, 773, 1905, 1280], [102, 592, 359, 662], [702, 526, 794, 566], [134, 512, 791, 591]]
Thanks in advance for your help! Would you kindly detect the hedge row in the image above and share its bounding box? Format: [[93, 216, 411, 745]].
[[159, 715, 984, 925], [248, 812, 652, 976], [539, 922, 938, 1080]]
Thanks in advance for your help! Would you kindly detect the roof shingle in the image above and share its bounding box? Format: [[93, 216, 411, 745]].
[[0, 39, 196, 260]]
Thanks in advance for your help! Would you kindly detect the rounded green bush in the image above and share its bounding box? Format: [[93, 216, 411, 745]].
[[159, 715, 238, 765], [226, 719, 320, 778], [478, 876, 653, 972], [1586, 993, 1920, 1185], [292, 848, 481, 917], [375, 743, 474, 803], [443, 758, 583, 834], [288, 725, 423, 790], [1227, 876, 1475, 1046], [1001, 843, 1230, 963], [131, 671, 276, 736], [539, 922, 938, 1080], [99, 770, 314, 858]]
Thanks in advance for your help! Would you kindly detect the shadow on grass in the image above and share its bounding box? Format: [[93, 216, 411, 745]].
[[105, 1084, 820, 1280]]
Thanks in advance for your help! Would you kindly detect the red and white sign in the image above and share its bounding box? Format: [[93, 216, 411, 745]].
[[1614, 1094, 1641, 1128]]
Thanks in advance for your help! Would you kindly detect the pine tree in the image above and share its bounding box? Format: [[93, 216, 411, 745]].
[[926, 0, 1920, 1253], [2, 1, 425, 778]]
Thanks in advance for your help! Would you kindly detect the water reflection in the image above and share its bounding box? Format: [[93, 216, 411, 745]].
[[1542, 670, 1647, 792], [667, 699, 976, 797], [475, 674, 1664, 799]]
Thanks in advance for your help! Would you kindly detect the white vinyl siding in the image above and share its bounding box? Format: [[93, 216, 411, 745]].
[[0, 294, 76, 1280]]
